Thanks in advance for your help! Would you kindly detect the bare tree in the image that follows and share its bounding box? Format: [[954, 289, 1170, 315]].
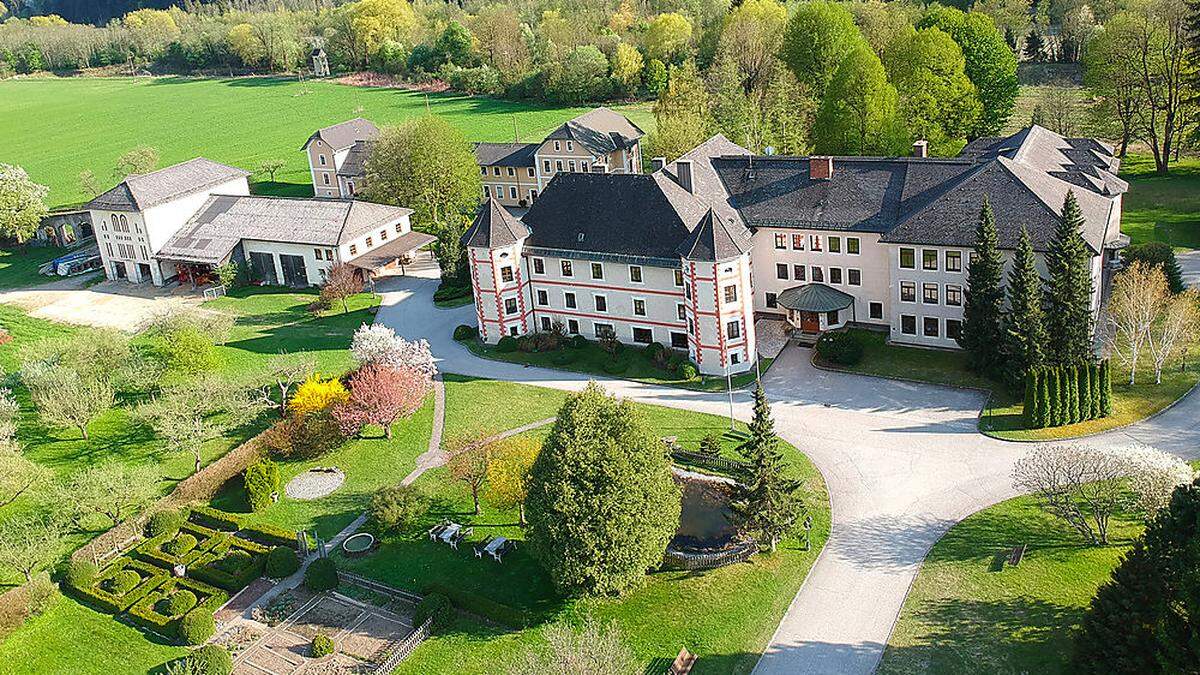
[[508, 613, 636, 675], [320, 263, 363, 314], [0, 448, 51, 508], [55, 463, 160, 532], [78, 169, 101, 198], [1104, 261, 1168, 384], [1148, 288, 1199, 384], [1012, 444, 1134, 545], [447, 434, 493, 516], [20, 362, 114, 440], [0, 514, 63, 584], [113, 146, 159, 179], [138, 376, 262, 475], [256, 159, 286, 183], [260, 353, 317, 416]]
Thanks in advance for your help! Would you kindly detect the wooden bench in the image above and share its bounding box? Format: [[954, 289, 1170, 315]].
[[670, 647, 697, 675]]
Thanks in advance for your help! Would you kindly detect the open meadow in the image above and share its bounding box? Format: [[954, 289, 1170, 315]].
[[0, 76, 653, 208]]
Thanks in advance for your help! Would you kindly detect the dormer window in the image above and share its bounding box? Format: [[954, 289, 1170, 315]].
[[567, 141, 573, 151], [554, 141, 561, 151]]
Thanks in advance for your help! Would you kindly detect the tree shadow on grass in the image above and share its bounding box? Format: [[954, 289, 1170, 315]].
[[223, 305, 377, 357]]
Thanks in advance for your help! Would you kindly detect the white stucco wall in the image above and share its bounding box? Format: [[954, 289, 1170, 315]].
[[242, 239, 335, 287]]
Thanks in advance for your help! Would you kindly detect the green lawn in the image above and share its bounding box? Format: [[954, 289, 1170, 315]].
[[0, 76, 653, 209], [815, 329, 993, 391], [1119, 154, 1200, 249], [459, 336, 774, 393], [0, 245, 87, 291], [352, 376, 830, 675], [878, 493, 1146, 674]]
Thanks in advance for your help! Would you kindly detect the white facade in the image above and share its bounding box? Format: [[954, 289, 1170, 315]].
[[92, 176, 249, 285]]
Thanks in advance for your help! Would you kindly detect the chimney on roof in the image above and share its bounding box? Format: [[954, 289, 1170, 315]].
[[676, 159, 694, 194], [651, 157, 667, 172], [810, 156, 833, 180], [912, 140, 929, 158]]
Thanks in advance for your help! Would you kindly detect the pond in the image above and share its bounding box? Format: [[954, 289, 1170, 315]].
[[671, 474, 738, 551]]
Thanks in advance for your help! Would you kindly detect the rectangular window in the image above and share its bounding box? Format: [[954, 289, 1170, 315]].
[[629, 265, 643, 283], [724, 285, 738, 303], [922, 283, 939, 304], [314, 248, 323, 260], [946, 319, 962, 340], [555, 160, 563, 171], [632, 327, 652, 344], [528, 168, 535, 178], [323, 174, 330, 185], [900, 247, 915, 269], [536, 289, 548, 305], [543, 159, 551, 172], [774, 233, 787, 249], [591, 262, 604, 280], [554, 141, 561, 151], [869, 301, 883, 320], [827, 310, 839, 325], [685, 283, 692, 300], [594, 295, 607, 312], [766, 292, 778, 308], [379, 229, 388, 241], [326, 248, 335, 259], [901, 314, 916, 335], [582, 163, 589, 173], [568, 160, 576, 172], [677, 303, 686, 320], [810, 235, 823, 251], [792, 234, 805, 250], [900, 281, 916, 302], [568, 319, 580, 334], [319, 155, 327, 166], [500, 266, 514, 283], [507, 167, 515, 177], [633, 298, 646, 316], [793, 264, 806, 281], [493, 167, 501, 176], [945, 284, 963, 306], [946, 250, 962, 272], [567, 141, 573, 152], [481, 167, 487, 176], [565, 292, 577, 309], [561, 260, 573, 277], [533, 258, 545, 274], [541, 316, 552, 331], [811, 266, 824, 283], [504, 298, 518, 315], [495, 186, 503, 198], [727, 320, 741, 339], [848, 237, 860, 255], [349, 244, 357, 255], [829, 236, 841, 254], [674, 269, 684, 287], [776, 263, 788, 280], [671, 332, 688, 348], [923, 317, 940, 337], [366, 237, 373, 248], [829, 268, 843, 284], [848, 269, 861, 286], [923, 249, 938, 271], [594, 322, 615, 338], [510, 186, 518, 199]]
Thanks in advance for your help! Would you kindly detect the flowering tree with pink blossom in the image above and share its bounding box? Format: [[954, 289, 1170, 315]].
[[333, 363, 431, 439]]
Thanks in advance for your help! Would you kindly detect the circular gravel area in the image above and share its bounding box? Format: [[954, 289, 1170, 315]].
[[285, 467, 346, 500]]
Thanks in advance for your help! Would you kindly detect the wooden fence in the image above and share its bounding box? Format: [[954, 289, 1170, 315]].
[[373, 616, 433, 673], [671, 450, 751, 477]]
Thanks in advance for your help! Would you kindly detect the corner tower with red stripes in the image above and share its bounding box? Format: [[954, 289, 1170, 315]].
[[462, 197, 532, 343]]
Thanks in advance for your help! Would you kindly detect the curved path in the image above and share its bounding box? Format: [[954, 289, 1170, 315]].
[[372, 264, 1200, 675]]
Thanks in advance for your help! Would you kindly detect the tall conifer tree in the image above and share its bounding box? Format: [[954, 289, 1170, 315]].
[[733, 385, 805, 552], [958, 197, 1006, 376], [1046, 191, 1095, 365], [1005, 226, 1048, 384]]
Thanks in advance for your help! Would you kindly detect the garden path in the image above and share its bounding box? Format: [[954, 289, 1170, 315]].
[[372, 269, 1200, 675]]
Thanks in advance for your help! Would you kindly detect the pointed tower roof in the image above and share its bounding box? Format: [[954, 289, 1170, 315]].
[[461, 198, 530, 248], [676, 208, 752, 262]]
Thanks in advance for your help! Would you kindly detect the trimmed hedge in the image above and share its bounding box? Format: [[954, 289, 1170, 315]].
[[189, 505, 244, 532], [265, 546, 300, 579], [163, 533, 198, 558], [496, 336, 518, 353], [135, 523, 227, 570], [815, 331, 865, 366], [1024, 361, 1112, 429], [304, 558, 338, 592], [121, 577, 227, 642], [160, 589, 198, 616], [413, 593, 453, 629], [311, 633, 335, 658], [453, 324, 477, 341], [237, 522, 299, 550], [244, 459, 281, 512], [180, 609, 216, 645], [70, 560, 168, 614], [189, 547, 265, 593], [187, 645, 232, 675], [145, 510, 183, 538], [64, 560, 98, 590], [422, 582, 529, 628]]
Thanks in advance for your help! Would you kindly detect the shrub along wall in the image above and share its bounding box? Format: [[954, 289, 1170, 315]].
[[1024, 361, 1112, 429]]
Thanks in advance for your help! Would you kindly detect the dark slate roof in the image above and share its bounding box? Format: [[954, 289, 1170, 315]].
[[88, 158, 249, 212], [776, 283, 855, 312], [303, 118, 379, 151], [677, 208, 753, 262], [337, 140, 374, 177], [662, 134, 752, 229], [473, 142, 538, 167], [521, 173, 709, 260], [158, 195, 412, 263], [544, 107, 644, 156], [462, 198, 530, 248], [711, 125, 1123, 253]]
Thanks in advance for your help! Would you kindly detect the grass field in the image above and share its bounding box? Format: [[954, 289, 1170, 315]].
[[878, 492, 1146, 674], [0, 76, 653, 209], [1118, 154, 1200, 249]]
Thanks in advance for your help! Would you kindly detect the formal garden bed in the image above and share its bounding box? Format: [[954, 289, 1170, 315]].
[[454, 324, 773, 392]]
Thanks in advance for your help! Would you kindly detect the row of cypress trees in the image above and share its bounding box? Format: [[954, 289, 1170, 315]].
[[959, 191, 1098, 426], [1023, 361, 1113, 428]]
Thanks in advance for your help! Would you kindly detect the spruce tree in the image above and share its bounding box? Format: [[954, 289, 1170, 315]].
[[1046, 191, 1095, 365], [1072, 540, 1164, 673], [1099, 360, 1112, 416], [1005, 226, 1048, 383], [958, 198, 1007, 376], [732, 385, 806, 553]]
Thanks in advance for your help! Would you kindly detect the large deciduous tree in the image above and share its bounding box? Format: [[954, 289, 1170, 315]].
[[1121, 0, 1191, 175], [644, 12, 693, 63], [447, 434, 493, 516], [113, 146, 158, 179], [138, 376, 260, 475], [0, 164, 49, 244], [884, 26, 982, 154], [917, 6, 1019, 136], [525, 383, 680, 596], [1148, 288, 1200, 384], [486, 435, 539, 526], [349, 323, 437, 378], [319, 262, 362, 314], [57, 462, 160, 532], [1046, 191, 1095, 366], [1012, 443, 1130, 545], [780, 0, 867, 101], [648, 60, 712, 162], [20, 362, 113, 440], [958, 198, 1006, 376], [812, 45, 906, 156], [0, 513, 63, 584], [1082, 14, 1142, 157], [1073, 477, 1200, 671]]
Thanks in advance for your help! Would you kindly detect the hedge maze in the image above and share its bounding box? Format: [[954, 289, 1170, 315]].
[[68, 506, 300, 644]]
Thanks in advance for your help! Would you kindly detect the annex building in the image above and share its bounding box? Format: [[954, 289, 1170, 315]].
[[463, 124, 1128, 376]]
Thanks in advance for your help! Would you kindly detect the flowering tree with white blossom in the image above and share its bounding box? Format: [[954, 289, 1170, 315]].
[[349, 324, 437, 378]]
